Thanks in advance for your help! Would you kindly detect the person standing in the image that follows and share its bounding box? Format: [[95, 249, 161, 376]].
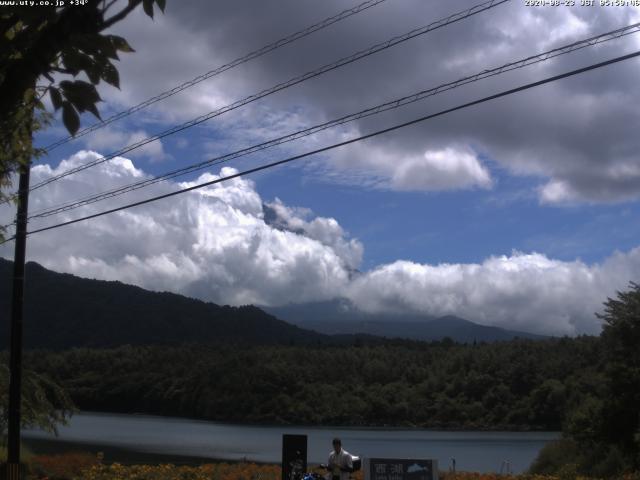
[[328, 438, 353, 480]]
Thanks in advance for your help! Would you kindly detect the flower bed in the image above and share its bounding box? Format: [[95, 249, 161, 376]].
[[27, 453, 640, 480]]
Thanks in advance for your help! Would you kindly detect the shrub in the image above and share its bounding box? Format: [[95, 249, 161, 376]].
[[529, 439, 581, 475], [31, 452, 99, 480]]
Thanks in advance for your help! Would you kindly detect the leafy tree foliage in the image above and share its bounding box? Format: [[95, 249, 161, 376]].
[[0, 360, 75, 436], [532, 283, 640, 477], [0, 0, 165, 436], [598, 282, 640, 466], [24, 336, 602, 431], [0, 0, 166, 206]]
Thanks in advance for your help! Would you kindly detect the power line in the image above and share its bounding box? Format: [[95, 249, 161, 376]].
[[42, 0, 389, 152], [9, 49, 638, 241], [24, 0, 510, 195], [22, 22, 640, 222]]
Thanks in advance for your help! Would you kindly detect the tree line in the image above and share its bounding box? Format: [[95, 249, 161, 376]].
[[20, 336, 601, 431]]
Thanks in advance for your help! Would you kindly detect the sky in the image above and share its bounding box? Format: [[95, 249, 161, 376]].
[[2, 0, 640, 336]]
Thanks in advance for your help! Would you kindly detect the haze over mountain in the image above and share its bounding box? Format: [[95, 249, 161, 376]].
[[1, 259, 545, 350], [264, 299, 547, 342]]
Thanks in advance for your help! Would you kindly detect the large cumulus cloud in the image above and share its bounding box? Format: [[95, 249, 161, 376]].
[[346, 250, 640, 336], [0, 151, 357, 306], [2, 153, 640, 335]]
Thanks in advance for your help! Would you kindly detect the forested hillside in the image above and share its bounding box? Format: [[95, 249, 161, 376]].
[[0, 259, 326, 348], [21, 336, 601, 430]]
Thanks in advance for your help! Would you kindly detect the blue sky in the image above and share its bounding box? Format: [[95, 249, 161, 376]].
[[257, 163, 640, 269], [3, 0, 640, 336]]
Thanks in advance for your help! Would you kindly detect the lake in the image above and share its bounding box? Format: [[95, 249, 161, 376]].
[[23, 412, 559, 474]]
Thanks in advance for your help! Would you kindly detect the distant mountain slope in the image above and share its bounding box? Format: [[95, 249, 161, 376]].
[[0, 259, 327, 349], [264, 299, 546, 343]]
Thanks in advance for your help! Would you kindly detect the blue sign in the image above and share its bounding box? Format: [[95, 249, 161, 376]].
[[364, 458, 438, 480]]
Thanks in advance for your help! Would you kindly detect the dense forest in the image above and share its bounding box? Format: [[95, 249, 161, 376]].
[[0, 259, 330, 349], [20, 336, 601, 431]]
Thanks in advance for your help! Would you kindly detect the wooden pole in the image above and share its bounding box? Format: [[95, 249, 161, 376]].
[[5, 162, 31, 480]]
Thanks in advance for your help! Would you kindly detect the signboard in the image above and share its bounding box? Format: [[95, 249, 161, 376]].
[[364, 458, 438, 480], [282, 434, 307, 480]]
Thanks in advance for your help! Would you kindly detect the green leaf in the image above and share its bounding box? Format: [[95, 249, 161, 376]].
[[61, 101, 79, 136], [74, 33, 104, 57], [59, 80, 101, 116], [142, 0, 154, 18], [60, 80, 101, 104], [61, 49, 85, 76], [22, 88, 36, 103], [94, 34, 119, 60], [64, 50, 103, 84], [49, 87, 62, 111], [34, 99, 46, 112], [155, 0, 166, 12], [85, 65, 101, 85], [108, 35, 135, 53], [101, 63, 120, 89], [85, 102, 101, 120], [75, 33, 120, 60], [5, 24, 16, 41]]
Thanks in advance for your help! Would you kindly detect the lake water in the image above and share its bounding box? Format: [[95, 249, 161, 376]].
[[23, 412, 559, 474]]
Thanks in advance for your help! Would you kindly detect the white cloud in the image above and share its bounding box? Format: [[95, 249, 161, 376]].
[[125, 131, 169, 162], [132, 1, 640, 202], [346, 249, 640, 336], [546, 10, 589, 46], [96, 6, 236, 124], [539, 179, 576, 204], [390, 147, 492, 191], [46, 0, 635, 202], [319, 137, 493, 192], [265, 198, 363, 270], [83, 127, 169, 162], [0, 151, 355, 307], [3, 151, 640, 335]]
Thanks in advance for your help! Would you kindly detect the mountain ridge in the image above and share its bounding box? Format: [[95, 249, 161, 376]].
[[264, 299, 547, 342], [0, 258, 327, 349]]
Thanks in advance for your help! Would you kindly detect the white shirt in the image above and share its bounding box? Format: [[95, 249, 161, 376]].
[[328, 448, 353, 480]]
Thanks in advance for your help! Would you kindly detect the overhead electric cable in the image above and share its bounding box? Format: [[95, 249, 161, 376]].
[[24, 0, 509, 195], [22, 22, 640, 221], [42, 0, 389, 152], [4, 49, 635, 242]]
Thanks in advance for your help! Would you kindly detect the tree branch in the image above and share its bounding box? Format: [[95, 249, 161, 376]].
[[101, 1, 141, 30], [102, 0, 120, 15], [51, 66, 72, 74]]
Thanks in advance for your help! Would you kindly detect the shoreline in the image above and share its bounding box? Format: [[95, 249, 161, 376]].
[[66, 410, 559, 433], [23, 437, 231, 466]]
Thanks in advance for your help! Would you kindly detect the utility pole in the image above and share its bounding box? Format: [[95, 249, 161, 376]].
[[4, 161, 31, 480]]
